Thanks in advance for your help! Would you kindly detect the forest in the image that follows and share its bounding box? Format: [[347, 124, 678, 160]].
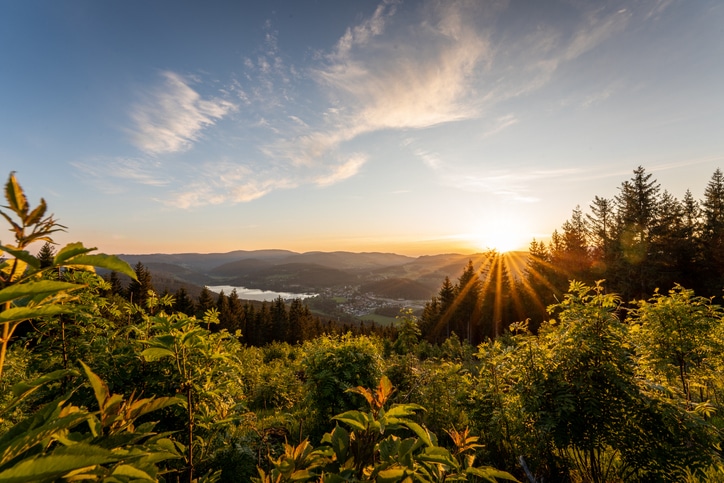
[[2, 167, 724, 482]]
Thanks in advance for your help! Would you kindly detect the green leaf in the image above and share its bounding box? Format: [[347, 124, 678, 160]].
[[23, 199, 47, 227], [80, 361, 109, 411], [0, 443, 118, 483], [62, 253, 137, 281], [377, 468, 408, 482], [384, 404, 424, 419], [141, 347, 175, 361], [8, 369, 74, 400], [0, 246, 39, 270], [0, 280, 81, 305], [53, 242, 94, 265], [332, 411, 369, 432], [111, 464, 154, 480], [3, 172, 26, 216], [400, 421, 433, 447], [0, 304, 75, 324], [466, 466, 520, 482]]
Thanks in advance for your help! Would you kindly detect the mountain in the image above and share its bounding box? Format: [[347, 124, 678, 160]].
[[115, 250, 528, 301]]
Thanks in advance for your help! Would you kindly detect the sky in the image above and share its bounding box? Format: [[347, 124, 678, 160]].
[[1, 0, 723, 257]]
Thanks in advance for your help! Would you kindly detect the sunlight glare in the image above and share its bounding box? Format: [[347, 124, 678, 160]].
[[469, 218, 531, 253]]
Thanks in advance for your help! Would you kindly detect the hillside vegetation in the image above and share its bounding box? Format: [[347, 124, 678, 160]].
[[2, 170, 724, 482]]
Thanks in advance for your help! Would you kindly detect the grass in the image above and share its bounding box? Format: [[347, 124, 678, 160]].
[[360, 314, 397, 327]]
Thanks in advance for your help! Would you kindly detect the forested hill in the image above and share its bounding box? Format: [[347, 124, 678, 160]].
[[116, 250, 496, 299]]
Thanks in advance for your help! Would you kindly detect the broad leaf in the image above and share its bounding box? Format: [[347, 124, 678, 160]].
[[141, 347, 175, 361], [0, 246, 39, 270], [3, 173, 26, 216], [332, 411, 369, 432], [0, 304, 75, 324], [0, 280, 81, 305], [80, 361, 109, 411], [53, 242, 94, 265], [62, 253, 137, 280]]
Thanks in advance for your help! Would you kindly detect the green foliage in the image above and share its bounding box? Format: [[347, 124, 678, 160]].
[[0, 172, 135, 382], [630, 285, 724, 407], [0, 363, 181, 482], [140, 300, 246, 480], [301, 333, 383, 434], [254, 376, 518, 483]]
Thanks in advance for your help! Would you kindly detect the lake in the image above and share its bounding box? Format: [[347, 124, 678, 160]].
[[206, 285, 317, 302]]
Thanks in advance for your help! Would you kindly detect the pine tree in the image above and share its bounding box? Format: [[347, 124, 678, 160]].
[[37, 242, 55, 269], [287, 298, 309, 343], [454, 260, 481, 343], [173, 287, 196, 316], [614, 166, 661, 299], [701, 168, 724, 293], [270, 296, 288, 343], [127, 262, 153, 308], [197, 286, 216, 319], [227, 289, 244, 337], [216, 290, 232, 332]]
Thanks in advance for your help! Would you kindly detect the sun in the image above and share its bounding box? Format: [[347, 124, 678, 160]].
[[468, 218, 532, 253]]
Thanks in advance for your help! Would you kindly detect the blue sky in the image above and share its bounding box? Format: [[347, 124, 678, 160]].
[[1, 0, 723, 256]]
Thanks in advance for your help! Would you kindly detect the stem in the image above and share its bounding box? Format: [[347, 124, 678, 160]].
[[187, 384, 194, 483]]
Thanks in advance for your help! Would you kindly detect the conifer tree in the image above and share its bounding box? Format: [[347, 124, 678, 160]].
[[454, 260, 481, 342], [701, 168, 724, 292], [37, 241, 56, 269], [173, 287, 196, 316], [614, 166, 661, 299], [127, 261, 153, 308], [196, 286, 216, 319]]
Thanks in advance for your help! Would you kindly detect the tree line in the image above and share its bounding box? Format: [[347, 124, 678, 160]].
[[99, 260, 396, 346], [419, 166, 724, 345]]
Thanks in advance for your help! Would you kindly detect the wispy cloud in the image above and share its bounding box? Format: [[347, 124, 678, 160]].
[[129, 71, 236, 155], [314, 154, 367, 187], [72, 157, 169, 193]]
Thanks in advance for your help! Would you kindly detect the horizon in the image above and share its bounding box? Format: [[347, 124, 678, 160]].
[[3, 1, 723, 256]]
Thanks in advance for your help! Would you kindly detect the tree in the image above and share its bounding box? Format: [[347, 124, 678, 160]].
[[630, 285, 724, 407], [701, 169, 724, 292], [614, 166, 661, 299], [127, 261, 153, 308], [551, 207, 591, 283], [197, 286, 216, 319], [36, 241, 56, 269], [453, 260, 481, 343], [173, 286, 196, 316]]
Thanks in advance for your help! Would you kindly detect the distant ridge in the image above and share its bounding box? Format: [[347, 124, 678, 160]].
[[115, 249, 528, 301]]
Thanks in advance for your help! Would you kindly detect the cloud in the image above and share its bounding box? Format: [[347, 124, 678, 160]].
[[314, 154, 367, 187], [71, 157, 169, 193], [129, 71, 236, 155], [163, 161, 298, 208]]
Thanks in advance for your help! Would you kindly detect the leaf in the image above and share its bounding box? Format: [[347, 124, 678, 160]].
[[384, 404, 424, 419], [377, 468, 408, 482], [62, 253, 137, 281], [332, 411, 369, 432], [8, 369, 75, 400], [53, 242, 94, 265], [3, 172, 26, 216], [0, 443, 118, 483], [399, 421, 432, 447], [141, 347, 175, 361], [111, 464, 154, 480], [0, 280, 81, 305], [466, 466, 521, 482], [0, 246, 39, 270], [24, 200, 47, 227], [80, 361, 109, 412], [0, 304, 75, 324]]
